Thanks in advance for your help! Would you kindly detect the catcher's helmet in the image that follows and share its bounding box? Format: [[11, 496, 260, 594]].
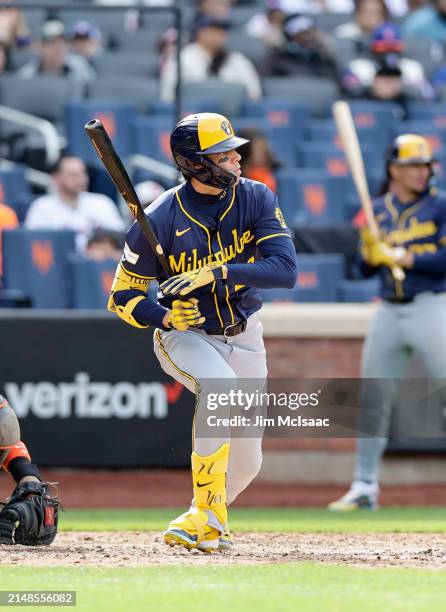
[[388, 134, 434, 166], [170, 113, 249, 189]]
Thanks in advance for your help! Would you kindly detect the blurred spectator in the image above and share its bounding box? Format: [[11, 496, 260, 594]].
[[237, 128, 280, 192], [0, 43, 12, 74], [160, 16, 262, 102], [69, 21, 103, 67], [0, 201, 18, 277], [86, 229, 124, 262], [402, 0, 446, 43], [260, 14, 338, 81], [343, 22, 431, 99], [135, 180, 165, 209], [245, 1, 288, 49], [19, 20, 95, 92], [25, 155, 125, 252], [193, 0, 233, 24], [0, 0, 30, 49], [334, 0, 389, 50], [158, 27, 178, 75]]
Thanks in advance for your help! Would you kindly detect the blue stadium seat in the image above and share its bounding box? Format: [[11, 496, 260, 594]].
[[407, 103, 446, 125], [71, 255, 158, 309], [338, 279, 380, 302], [233, 118, 297, 167], [70, 257, 117, 309], [299, 142, 382, 177], [276, 169, 347, 226], [260, 254, 345, 302], [2, 229, 76, 308], [0, 165, 33, 222], [242, 99, 311, 144], [131, 116, 176, 165], [65, 100, 137, 166], [305, 119, 389, 157]]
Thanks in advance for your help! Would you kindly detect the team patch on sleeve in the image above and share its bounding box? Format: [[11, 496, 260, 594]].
[[275, 207, 287, 229], [124, 242, 140, 265]]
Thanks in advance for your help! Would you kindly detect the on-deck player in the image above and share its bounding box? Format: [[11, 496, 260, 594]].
[[329, 134, 446, 511], [108, 113, 298, 551]]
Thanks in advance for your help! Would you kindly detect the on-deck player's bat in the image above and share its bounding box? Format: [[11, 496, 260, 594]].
[[332, 101, 405, 282], [84, 118, 172, 276]]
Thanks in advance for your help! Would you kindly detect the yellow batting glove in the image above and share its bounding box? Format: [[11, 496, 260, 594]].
[[160, 263, 227, 297], [167, 298, 205, 331], [359, 228, 406, 268]]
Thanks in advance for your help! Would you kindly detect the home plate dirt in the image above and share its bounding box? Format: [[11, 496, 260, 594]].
[[0, 533, 445, 568]]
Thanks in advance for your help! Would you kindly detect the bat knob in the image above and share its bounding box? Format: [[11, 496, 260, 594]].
[[85, 118, 102, 130]]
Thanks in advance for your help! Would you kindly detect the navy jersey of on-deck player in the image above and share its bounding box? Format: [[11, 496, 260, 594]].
[[363, 187, 446, 299], [119, 177, 297, 332]]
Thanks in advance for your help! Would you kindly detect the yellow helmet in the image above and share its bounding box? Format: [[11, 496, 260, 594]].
[[388, 134, 433, 166]]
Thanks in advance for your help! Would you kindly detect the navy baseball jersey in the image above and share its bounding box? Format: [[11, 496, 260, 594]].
[[365, 187, 446, 299], [119, 177, 297, 332]]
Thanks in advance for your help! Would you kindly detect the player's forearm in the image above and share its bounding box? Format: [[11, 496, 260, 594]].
[[411, 248, 446, 274], [226, 254, 298, 289], [112, 289, 168, 328]]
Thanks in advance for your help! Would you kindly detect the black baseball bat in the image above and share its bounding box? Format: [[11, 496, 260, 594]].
[[84, 118, 172, 276]]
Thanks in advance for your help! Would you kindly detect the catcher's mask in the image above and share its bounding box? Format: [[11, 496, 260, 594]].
[[170, 113, 249, 189], [385, 134, 435, 186]]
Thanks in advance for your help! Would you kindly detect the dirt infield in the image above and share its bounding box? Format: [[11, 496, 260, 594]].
[[19, 469, 446, 508], [1, 532, 444, 568]]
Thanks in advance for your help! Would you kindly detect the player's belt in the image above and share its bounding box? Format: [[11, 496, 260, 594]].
[[384, 296, 415, 304], [206, 320, 247, 337]]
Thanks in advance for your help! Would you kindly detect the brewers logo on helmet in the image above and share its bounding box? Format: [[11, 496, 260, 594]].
[[388, 134, 434, 166], [170, 113, 249, 189]]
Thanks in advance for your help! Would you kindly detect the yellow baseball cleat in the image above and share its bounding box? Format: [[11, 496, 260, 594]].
[[327, 481, 379, 511], [164, 509, 219, 551]]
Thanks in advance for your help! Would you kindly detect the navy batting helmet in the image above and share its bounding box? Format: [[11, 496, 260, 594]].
[[170, 113, 249, 189]]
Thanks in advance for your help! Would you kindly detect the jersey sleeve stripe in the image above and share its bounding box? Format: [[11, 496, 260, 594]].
[[120, 264, 156, 280], [256, 233, 292, 246]]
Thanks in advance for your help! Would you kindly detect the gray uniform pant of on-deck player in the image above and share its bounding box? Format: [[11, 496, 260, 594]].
[[356, 292, 446, 484], [154, 312, 267, 505]]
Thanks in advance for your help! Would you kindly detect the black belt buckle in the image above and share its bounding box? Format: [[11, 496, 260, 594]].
[[386, 295, 414, 304], [223, 320, 247, 338]]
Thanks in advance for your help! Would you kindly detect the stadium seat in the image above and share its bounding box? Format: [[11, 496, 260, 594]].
[[260, 254, 345, 302], [65, 100, 137, 165], [71, 255, 159, 308], [70, 256, 117, 309], [0, 164, 34, 222], [338, 279, 380, 302], [56, 9, 126, 48], [94, 51, 159, 78], [408, 102, 446, 126], [88, 76, 159, 113], [242, 99, 311, 144], [182, 79, 248, 117], [276, 169, 347, 227], [305, 118, 389, 156], [131, 115, 176, 165], [262, 77, 339, 116], [114, 28, 167, 55], [299, 142, 382, 178], [0, 75, 83, 124], [233, 118, 297, 167], [226, 31, 267, 64], [314, 12, 351, 32], [2, 229, 76, 308]]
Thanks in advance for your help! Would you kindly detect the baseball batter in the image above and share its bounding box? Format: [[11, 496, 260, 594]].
[[329, 134, 446, 511], [108, 112, 297, 551], [0, 394, 60, 544]]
